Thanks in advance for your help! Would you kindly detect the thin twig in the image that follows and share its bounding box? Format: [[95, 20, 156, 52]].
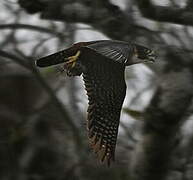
[[0, 50, 83, 148], [0, 24, 66, 38]]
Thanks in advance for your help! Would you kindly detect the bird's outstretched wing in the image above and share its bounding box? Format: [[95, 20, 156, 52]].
[[81, 50, 126, 166], [83, 40, 134, 64]]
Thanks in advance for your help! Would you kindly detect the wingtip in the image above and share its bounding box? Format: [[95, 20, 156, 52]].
[[34, 58, 42, 67], [35, 57, 49, 67], [89, 135, 114, 167]]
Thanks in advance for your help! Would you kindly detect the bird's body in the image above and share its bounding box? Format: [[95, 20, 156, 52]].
[[36, 40, 156, 166]]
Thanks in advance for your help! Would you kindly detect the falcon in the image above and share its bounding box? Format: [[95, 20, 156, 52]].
[[36, 40, 156, 166]]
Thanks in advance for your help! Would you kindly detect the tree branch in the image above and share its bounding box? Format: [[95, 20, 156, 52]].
[[18, 0, 160, 42], [0, 50, 82, 147], [0, 50, 31, 69], [131, 58, 193, 180], [136, 0, 193, 26], [0, 24, 66, 38]]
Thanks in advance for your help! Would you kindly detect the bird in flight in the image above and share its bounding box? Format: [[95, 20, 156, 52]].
[[36, 40, 156, 166]]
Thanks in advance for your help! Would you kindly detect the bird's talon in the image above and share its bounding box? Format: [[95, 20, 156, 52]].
[[64, 50, 81, 69]]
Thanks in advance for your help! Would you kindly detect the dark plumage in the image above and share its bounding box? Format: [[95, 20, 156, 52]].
[[36, 40, 156, 166]]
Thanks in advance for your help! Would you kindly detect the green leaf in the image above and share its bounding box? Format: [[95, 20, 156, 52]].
[[123, 108, 143, 120]]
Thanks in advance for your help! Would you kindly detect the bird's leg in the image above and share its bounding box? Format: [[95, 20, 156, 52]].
[[64, 50, 81, 69]]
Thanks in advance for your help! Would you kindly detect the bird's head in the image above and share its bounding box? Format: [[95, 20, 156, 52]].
[[131, 44, 156, 65]]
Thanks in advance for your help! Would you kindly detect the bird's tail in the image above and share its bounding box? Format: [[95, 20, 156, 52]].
[[35, 50, 70, 67]]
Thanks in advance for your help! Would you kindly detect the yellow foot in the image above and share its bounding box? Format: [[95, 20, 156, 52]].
[[64, 50, 81, 68]]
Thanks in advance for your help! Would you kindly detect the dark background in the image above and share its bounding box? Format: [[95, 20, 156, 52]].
[[1, 0, 193, 180]]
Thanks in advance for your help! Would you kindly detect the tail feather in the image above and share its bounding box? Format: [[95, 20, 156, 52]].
[[36, 51, 67, 67]]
